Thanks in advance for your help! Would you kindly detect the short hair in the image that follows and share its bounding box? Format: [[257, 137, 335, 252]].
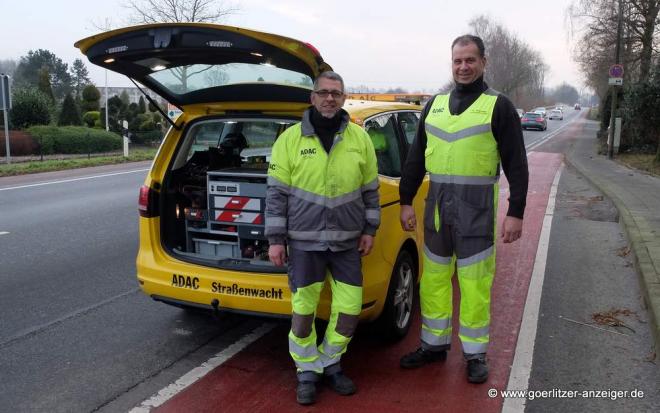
[[451, 35, 486, 57], [314, 71, 345, 92]]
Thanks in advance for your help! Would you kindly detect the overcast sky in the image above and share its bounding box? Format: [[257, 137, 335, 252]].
[[1, 0, 584, 94]]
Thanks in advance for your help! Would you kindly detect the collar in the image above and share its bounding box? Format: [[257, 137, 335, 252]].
[[454, 76, 487, 95], [301, 107, 350, 137]]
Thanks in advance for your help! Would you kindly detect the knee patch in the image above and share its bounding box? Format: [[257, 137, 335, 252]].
[[335, 313, 359, 338], [291, 312, 315, 338]]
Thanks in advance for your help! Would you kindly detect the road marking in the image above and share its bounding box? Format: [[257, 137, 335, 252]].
[[0, 231, 9, 235], [525, 119, 574, 151], [502, 164, 563, 413], [0, 168, 150, 192], [129, 323, 276, 413]]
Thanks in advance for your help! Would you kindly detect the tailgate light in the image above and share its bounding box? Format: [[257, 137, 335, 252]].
[[138, 185, 160, 218], [304, 42, 321, 57]]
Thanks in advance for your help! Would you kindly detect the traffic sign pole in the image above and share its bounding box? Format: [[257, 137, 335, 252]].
[[1, 74, 11, 164]]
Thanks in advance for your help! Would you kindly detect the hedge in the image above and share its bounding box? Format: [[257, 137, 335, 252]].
[[26, 126, 122, 154]]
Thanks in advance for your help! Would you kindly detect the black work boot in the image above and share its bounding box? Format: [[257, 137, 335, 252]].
[[400, 347, 448, 369], [325, 371, 356, 395], [467, 356, 489, 383], [296, 381, 317, 405]]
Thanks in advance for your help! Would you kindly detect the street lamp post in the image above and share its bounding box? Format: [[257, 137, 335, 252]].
[[608, 0, 624, 159], [105, 69, 109, 132]]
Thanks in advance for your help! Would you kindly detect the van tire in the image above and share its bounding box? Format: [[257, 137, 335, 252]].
[[377, 250, 416, 341]]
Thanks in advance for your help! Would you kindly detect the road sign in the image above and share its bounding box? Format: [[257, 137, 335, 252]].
[[608, 78, 623, 86], [0, 74, 11, 111], [609, 64, 624, 78]]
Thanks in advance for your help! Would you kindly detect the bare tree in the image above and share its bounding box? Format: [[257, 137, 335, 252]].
[[468, 15, 548, 108], [123, 0, 239, 24]]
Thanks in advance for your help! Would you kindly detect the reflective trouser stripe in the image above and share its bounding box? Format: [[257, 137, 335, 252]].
[[457, 248, 494, 355], [420, 251, 454, 349], [289, 281, 324, 374], [420, 246, 495, 354], [289, 277, 362, 373], [318, 280, 362, 369]]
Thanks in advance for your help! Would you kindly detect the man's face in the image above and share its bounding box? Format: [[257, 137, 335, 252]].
[[452, 42, 486, 85], [311, 78, 345, 118]]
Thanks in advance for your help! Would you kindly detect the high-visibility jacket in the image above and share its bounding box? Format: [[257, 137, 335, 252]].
[[419, 89, 500, 355], [265, 108, 380, 251]]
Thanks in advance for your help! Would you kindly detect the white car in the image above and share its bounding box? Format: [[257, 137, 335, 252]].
[[548, 109, 563, 120], [531, 107, 547, 117]]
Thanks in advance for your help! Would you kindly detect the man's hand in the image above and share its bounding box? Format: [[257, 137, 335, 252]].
[[400, 205, 417, 232], [501, 216, 523, 243], [268, 244, 287, 266], [358, 234, 374, 256]]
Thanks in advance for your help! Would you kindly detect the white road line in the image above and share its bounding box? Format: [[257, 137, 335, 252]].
[[525, 118, 575, 151], [129, 322, 276, 413], [0, 168, 150, 192], [0, 231, 9, 235], [502, 164, 563, 413]]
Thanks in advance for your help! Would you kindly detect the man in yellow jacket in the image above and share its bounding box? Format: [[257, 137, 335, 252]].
[[266, 71, 380, 405], [399, 35, 529, 383]]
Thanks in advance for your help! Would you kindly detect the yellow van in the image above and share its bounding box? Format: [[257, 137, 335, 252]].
[[76, 23, 428, 339]]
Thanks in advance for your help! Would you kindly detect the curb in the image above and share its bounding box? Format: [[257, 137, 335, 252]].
[[565, 152, 660, 355]]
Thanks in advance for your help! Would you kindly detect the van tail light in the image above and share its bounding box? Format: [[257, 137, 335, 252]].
[[138, 185, 160, 218]]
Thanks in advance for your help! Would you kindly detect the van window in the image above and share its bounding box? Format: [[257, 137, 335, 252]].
[[364, 114, 402, 177]]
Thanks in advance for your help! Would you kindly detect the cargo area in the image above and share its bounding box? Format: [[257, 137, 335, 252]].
[[160, 117, 297, 271]]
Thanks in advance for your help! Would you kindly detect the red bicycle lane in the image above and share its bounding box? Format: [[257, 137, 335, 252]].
[[153, 151, 563, 413]]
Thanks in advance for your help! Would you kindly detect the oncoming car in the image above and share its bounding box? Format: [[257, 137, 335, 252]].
[[547, 109, 563, 120], [75, 23, 427, 339]]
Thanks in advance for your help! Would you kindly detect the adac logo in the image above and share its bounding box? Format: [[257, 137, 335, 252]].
[[300, 148, 317, 158], [432, 107, 445, 114]]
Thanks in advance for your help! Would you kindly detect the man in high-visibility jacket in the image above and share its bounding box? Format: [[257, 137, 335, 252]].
[[266, 71, 380, 405], [398, 35, 529, 383]]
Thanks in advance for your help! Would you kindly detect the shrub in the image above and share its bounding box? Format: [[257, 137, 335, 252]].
[[9, 87, 52, 129], [58, 93, 82, 126], [81, 84, 101, 112], [82, 111, 100, 127], [27, 125, 121, 154]]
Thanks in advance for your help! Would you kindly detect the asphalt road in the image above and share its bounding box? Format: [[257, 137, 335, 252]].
[[1, 110, 657, 412], [0, 164, 264, 413]]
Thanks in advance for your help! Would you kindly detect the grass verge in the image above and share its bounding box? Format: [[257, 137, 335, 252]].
[[0, 148, 157, 177], [616, 153, 660, 177]]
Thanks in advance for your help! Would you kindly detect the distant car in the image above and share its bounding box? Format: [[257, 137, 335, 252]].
[[521, 112, 547, 130], [574, 103, 581, 110], [516, 108, 524, 118], [531, 107, 547, 117], [548, 109, 563, 120]]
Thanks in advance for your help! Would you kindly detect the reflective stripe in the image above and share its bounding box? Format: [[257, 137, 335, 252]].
[[326, 189, 362, 208], [421, 328, 452, 346], [320, 339, 344, 357], [422, 316, 450, 331], [457, 246, 494, 267], [295, 359, 324, 372], [425, 123, 492, 143], [287, 185, 363, 208], [462, 341, 488, 354], [288, 230, 362, 241], [424, 244, 452, 265], [289, 339, 319, 359], [267, 175, 290, 189], [266, 216, 287, 227], [430, 174, 499, 185], [459, 325, 489, 339], [361, 178, 379, 192], [365, 208, 380, 220], [483, 88, 499, 96]]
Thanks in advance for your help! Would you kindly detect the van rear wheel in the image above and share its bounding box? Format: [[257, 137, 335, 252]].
[[377, 250, 416, 341]]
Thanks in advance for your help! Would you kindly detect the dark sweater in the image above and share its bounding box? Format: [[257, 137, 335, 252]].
[[399, 77, 529, 218], [310, 107, 342, 153]]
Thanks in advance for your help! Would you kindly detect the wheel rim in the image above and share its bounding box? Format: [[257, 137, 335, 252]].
[[392, 260, 414, 329]]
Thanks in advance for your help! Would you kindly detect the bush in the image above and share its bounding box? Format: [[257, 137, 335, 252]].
[[81, 84, 100, 112], [58, 93, 82, 126], [27, 125, 121, 154], [82, 111, 100, 127], [9, 87, 51, 129], [131, 130, 162, 145]]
